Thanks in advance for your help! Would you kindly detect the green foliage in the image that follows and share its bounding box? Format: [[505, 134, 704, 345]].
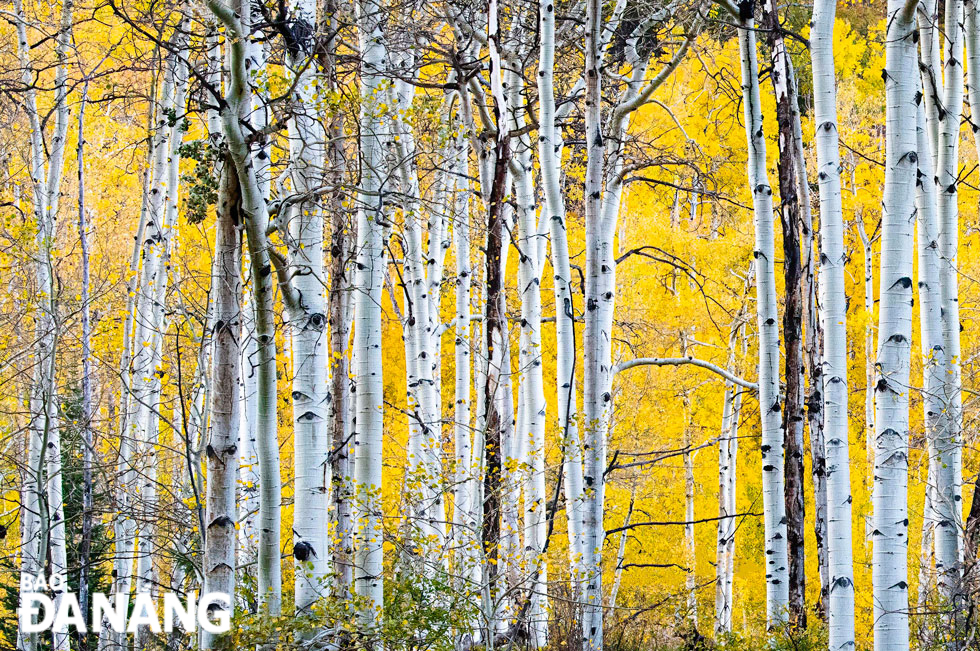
[[714, 620, 828, 651], [178, 140, 221, 224], [226, 569, 473, 651], [0, 387, 112, 651]]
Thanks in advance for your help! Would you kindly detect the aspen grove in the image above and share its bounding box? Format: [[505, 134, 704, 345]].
[[14, 0, 980, 647]]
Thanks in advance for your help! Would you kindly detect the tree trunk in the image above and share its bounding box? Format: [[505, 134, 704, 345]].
[[760, 0, 806, 623], [206, 0, 283, 615], [961, 0, 980, 561], [352, 0, 390, 629], [536, 0, 587, 595], [736, 5, 789, 627], [201, 158, 243, 648], [873, 0, 918, 645], [581, 0, 610, 643], [935, 0, 965, 609], [75, 79, 95, 638], [284, 17, 331, 610], [811, 0, 856, 644]]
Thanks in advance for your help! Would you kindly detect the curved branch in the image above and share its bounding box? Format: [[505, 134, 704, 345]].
[[613, 356, 757, 391]]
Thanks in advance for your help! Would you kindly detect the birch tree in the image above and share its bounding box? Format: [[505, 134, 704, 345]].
[[873, 0, 919, 645], [279, 0, 331, 610], [352, 0, 391, 627], [726, 0, 790, 625], [811, 0, 856, 643], [205, 0, 284, 614], [201, 159, 243, 648], [14, 0, 73, 648], [760, 0, 807, 620]]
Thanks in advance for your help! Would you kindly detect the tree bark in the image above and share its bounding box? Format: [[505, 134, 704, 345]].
[[811, 0, 856, 644], [735, 2, 789, 626], [873, 0, 918, 645], [201, 158, 243, 648], [351, 0, 390, 630]]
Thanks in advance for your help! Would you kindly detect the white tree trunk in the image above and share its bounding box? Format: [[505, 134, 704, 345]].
[[873, 0, 918, 645], [735, 9, 789, 626], [206, 0, 283, 614], [715, 306, 748, 635], [239, 279, 260, 585], [13, 0, 71, 646], [389, 70, 448, 564], [352, 0, 390, 627], [536, 0, 586, 590], [856, 214, 876, 464], [811, 0, 856, 644], [510, 74, 549, 643], [934, 0, 965, 603], [914, 99, 946, 619], [133, 51, 188, 638], [283, 1, 331, 609]]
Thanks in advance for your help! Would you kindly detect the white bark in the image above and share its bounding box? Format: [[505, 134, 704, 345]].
[[133, 48, 188, 631], [811, 0, 856, 644], [536, 0, 586, 589], [934, 0, 965, 602], [914, 100, 947, 616], [856, 214, 876, 464], [239, 280, 260, 580], [735, 8, 789, 625], [683, 407, 697, 625], [873, 0, 918, 645], [715, 305, 748, 635], [283, 0, 331, 609], [509, 64, 549, 643], [581, 0, 608, 640], [353, 0, 390, 626], [451, 124, 481, 640], [206, 0, 284, 614], [14, 0, 71, 647], [389, 68, 448, 564]]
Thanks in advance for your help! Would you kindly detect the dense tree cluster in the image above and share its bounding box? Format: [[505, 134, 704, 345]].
[[5, 0, 980, 648]]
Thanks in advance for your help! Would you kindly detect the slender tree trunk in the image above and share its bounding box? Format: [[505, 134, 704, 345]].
[[582, 0, 610, 643], [961, 0, 980, 558], [239, 280, 260, 596], [206, 0, 283, 615], [935, 0, 965, 609], [451, 127, 481, 643], [683, 409, 698, 626], [715, 294, 749, 636], [14, 1, 72, 647], [320, 0, 355, 596], [760, 0, 806, 623], [736, 5, 789, 627], [201, 158, 243, 648], [277, 0, 331, 614], [352, 0, 390, 629], [122, 41, 179, 649], [856, 214, 876, 465], [481, 132, 510, 641], [873, 0, 918, 645], [536, 0, 587, 595], [811, 0, 856, 645], [134, 52, 188, 647], [76, 78, 95, 635]]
